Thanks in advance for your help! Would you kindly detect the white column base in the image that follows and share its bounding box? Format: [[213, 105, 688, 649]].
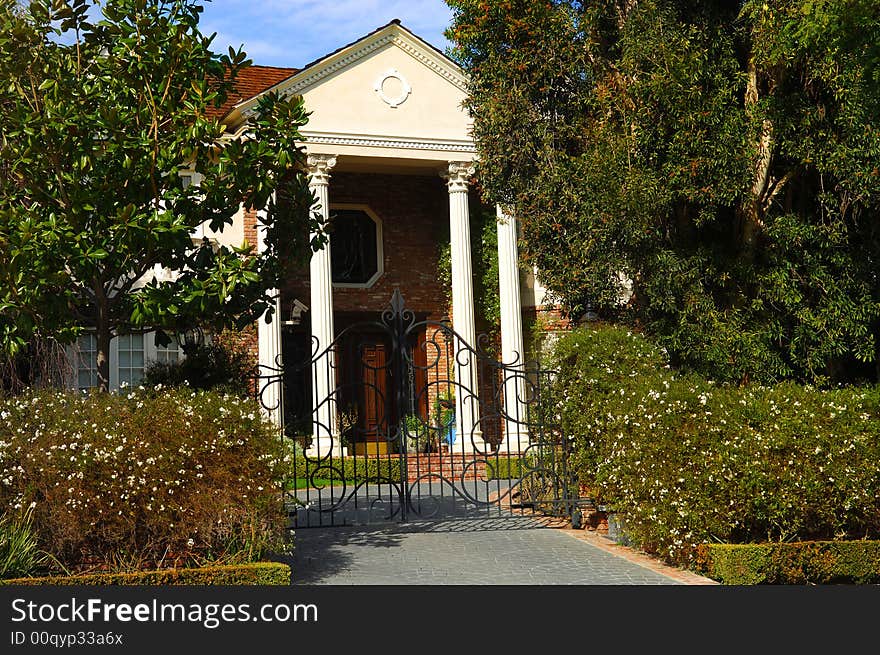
[[306, 435, 345, 459]]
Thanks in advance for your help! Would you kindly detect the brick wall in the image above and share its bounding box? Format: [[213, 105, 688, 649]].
[[280, 171, 452, 319]]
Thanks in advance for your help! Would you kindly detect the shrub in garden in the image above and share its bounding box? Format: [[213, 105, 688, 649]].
[[695, 542, 880, 585], [0, 507, 48, 579], [552, 325, 880, 566], [0, 388, 287, 573], [143, 343, 254, 396], [2, 562, 291, 586]]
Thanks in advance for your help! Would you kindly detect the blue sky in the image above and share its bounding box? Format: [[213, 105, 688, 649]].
[[198, 0, 455, 68]]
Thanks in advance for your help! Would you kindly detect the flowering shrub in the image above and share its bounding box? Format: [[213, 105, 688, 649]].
[[0, 388, 286, 572], [552, 325, 880, 566]]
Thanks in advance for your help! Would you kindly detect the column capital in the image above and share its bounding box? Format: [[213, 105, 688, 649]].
[[442, 161, 475, 193], [307, 154, 337, 186]]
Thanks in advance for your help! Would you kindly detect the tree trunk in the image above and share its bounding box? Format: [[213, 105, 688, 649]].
[[742, 58, 773, 257], [95, 320, 112, 393]]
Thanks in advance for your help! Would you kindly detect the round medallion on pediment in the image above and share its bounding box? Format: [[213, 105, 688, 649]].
[[374, 68, 412, 108]]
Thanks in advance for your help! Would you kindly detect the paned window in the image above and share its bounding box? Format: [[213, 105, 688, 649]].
[[117, 333, 145, 388], [76, 333, 98, 390]]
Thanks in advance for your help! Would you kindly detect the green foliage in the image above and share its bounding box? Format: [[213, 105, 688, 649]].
[[0, 388, 287, 573], [1, 562, 291, 586], [437, 202, 500, 336], [447, 0, 880, 385], [402, 414, 428, 453], [0, 507, 49, 579], [143, 342, 254, 396], [0, 0, 319, 390], [695, 541, 880, 585], [552, 324, 880, 566], [287, 455, 402, 489], [486, 456, 531, 481]]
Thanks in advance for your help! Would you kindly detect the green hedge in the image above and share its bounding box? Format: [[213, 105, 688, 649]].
[[552, 325, 880, 566], [1, 562, 291, 586], [289, 456, 402, 487], [695, 542, 880, 585], [486, 457, 525, 480]]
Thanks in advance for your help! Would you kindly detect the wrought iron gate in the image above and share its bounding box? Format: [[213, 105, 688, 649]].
[[254, 290, 578, 528]]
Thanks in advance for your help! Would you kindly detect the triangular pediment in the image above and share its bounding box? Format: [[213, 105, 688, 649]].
[[235, 22, 474, 155]]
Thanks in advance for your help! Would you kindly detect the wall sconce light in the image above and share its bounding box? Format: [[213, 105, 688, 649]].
[[282, 299, 309, 328]]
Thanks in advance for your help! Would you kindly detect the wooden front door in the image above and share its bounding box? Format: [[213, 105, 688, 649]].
[[358, 341, 389, 442], [333, 322, 428, 454]]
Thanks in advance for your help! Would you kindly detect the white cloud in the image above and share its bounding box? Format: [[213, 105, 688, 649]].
[[200, 0, 453, 67]]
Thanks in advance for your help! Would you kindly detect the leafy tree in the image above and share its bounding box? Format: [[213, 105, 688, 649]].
[[447, 0, 880, 384], [0, 0, 317, 390]]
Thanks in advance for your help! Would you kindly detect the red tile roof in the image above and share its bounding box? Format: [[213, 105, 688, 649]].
[[207, 65, 298, 120]]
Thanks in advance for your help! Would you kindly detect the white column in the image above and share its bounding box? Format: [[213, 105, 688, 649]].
[[443, 161, 484, 453], [306, 154, 340, 458], [495, 205, 528, 453], [256, 201, 283, 429]]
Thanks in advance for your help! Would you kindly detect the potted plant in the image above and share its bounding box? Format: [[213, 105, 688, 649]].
[[402, 414, 426, 454], [434, 393, 455, 452], [336, 404, 358, 457]]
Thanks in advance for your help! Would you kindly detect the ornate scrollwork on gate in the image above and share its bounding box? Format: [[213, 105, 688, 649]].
[[252, 291, 575, 528]]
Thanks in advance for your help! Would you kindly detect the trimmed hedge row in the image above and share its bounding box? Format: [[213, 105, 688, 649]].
[[695, 542, 880, 585], [289, 457, 402, 487], [485, 457, 525, 480], [1, 562, 291, 586], [482, 456, 570, 482]]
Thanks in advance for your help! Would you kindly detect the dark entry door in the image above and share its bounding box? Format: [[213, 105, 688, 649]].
[[358, 341, 389, 442]]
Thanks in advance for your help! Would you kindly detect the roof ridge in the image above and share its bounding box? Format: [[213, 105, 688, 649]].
[[246, 64, 299, 72]]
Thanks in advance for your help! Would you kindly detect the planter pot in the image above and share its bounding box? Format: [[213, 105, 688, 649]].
[[606, 513, 632, 546]]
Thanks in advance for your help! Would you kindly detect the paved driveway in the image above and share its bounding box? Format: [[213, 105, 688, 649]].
[[291, 517, 692, 585]]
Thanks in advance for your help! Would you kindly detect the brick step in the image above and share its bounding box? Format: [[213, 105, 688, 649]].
[[405, 455, 488, 481]]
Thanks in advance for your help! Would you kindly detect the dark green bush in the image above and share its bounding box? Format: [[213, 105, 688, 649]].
[[143, 342, 254, 396], [289, 456, 402, 488], [0, 388, 287, 573], [486, 456, 526, 480], [1, 562, 290, 586], [485, 454, 562, 481], [695, 542, 880, 585], [553, 324, 880, 566]]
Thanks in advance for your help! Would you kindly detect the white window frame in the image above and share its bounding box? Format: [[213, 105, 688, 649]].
[[329, 203, 384, 289], [67, 329, 185, 392]]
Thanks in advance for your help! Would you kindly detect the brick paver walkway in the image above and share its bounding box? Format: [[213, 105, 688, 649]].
[[291, 517, 715, 585]]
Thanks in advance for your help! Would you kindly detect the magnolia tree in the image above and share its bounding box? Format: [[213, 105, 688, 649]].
[[0, 0, 318, 391], [447, 0, 880, 385]]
